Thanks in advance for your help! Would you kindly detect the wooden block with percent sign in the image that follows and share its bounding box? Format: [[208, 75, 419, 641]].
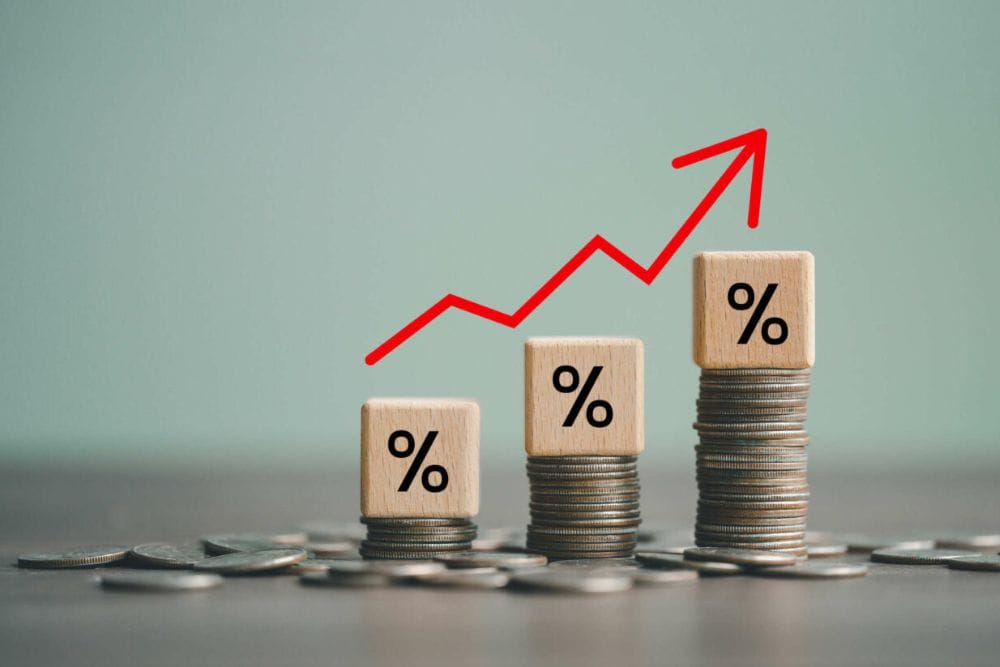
[[524, 337, 644, 457], [361, 398, 480, 518], [693, 251, 815, 369]]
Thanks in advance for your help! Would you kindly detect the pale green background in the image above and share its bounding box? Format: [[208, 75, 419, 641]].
[[2, 1, 997, 470]]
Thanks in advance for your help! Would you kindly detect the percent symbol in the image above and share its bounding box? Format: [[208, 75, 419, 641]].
[[387, 430, 449, 493], [552, 365, 613, 428], [727, 282, 788, 345]]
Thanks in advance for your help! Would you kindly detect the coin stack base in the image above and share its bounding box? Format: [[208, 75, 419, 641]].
[[526, 455, 641, 559], [360, 518, 477, 560], [694, 369, 810, 558]]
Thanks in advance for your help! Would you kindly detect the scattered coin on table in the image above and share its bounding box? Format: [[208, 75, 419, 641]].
[[193, 548, 307, 574], [129, 542, 207, 569], [631, 568, 699, 586], [933, 534, 1000, 550], [870, 548, 977, 565], [805, 542, 848, 558], [842, 536, 935, 554], [299, 570, 392, 588], [683, 546, 798, 567], [634, 551, 743, 576], [547, 558, 639, 571], [417, 568, 511, 589], [200, 534, 291, 555], [509, 570, 634, 594], [17, 546, 130, 569], [750, 562, 869, 579], [97, 571, 224, 592], [945, 555, 1000, 572], [326, 559, 446, 578], [434, 551, 547, 570]]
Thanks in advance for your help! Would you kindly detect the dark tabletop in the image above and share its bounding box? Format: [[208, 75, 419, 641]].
[[1, 461, 999, 667]]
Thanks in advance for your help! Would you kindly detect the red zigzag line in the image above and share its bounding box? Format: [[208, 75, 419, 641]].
[[365, 128, 767, 365]]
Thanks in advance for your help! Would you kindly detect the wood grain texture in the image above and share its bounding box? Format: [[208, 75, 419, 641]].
[[524, 337, 644, 457], [693, 251, 815, 369], [361, 398, 479, 518]]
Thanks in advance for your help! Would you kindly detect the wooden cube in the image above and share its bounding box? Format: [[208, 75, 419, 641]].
[[693, 251, 815, 369], [361, 398, 479, 518], [525, 337, 644, 457]]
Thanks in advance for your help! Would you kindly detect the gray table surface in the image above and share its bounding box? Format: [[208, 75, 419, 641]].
[[2, 462, 999, 666]]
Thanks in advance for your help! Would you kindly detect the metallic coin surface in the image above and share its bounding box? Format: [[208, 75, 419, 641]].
[[417, 569, 511, 589], [684, 547, 797, 567], [843, 536, 935, 554], [130, 542, 206, 569], [97, 571, 225, 591], [508, 570, 633, 594], [299, 570, 392, 588], [292, 558, 361, 574], [547, 558, 638, 570], [806, 542, 849, 558], [326, 558, 446, 577], [751, 562, 869, 579], [193, 548, 307, 573], [434, 551, 547, 570], [634, 551, 743, 575], [870, 548, 978, 565], [946, 555, 1000, 572], [200, 534, 285, 555], [934, 534, 1000, 550], [632, 568, 700, 585], [18, 546, 130, 569]]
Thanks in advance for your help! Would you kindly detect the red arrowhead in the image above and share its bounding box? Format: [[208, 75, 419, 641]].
[[671, 127, 767, 229]]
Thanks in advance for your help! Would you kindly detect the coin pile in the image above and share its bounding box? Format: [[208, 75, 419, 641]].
[[359, 517, 477, 560], [526, 455, 641, 559], [693, 368, 810, 558]]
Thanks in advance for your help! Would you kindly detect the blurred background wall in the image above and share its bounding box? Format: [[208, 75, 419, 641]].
[[2, 1, 998, 471]]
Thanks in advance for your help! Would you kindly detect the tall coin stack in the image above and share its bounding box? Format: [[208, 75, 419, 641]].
[[359, 517, 477, 560], [693, 368, 810, 558], [526, 455, 641, 559]]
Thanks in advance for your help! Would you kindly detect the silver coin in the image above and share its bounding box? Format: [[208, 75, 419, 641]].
[[528, 455, 636, 465], [193, 548, 307, 574], [97, 571, 224, 591], [751, 562, 868, 579], [843, 536, 936, 554], [934, 534, 1000, 550], [303, 541, 357, 557], [292, 558, 361, 574], [326, 559, 446, 577], [434, 551, 548, 570], [634, 551, 743, 576], [299, 520, 367, 543], [870, 548, 978, 565], [684, 547, 797, 567], [946, 555, 1000, 572], [632, 568, 699, 586], [470, 528, 517, 551], [130, 542, 207, 569], [200, 534, 286, 555], [509, 570, 633, 594], [299, 570, 392, 588], [18, 546, 130, 569], [547, 558, 638, 570], [417, 569, 511, 589], [806, 542, 848, 558]]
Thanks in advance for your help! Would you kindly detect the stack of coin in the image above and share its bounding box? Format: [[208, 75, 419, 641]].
[[526, 455, 641, 559], [693, 369, 810, 558], [359, 517, 477, 560]]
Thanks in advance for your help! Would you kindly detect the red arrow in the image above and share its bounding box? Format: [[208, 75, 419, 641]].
[[365, 128, 767, 365]]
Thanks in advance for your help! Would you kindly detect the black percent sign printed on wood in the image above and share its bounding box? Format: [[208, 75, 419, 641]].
[[552, 365, 613, 428], [388, 430, 449, 493], [727, 283, 788, 345]]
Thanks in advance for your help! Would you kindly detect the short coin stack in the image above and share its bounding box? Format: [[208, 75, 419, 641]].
[[693, 368, 810, 558], [526, 455, 641, 559], [359, 517, 477, 560]]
